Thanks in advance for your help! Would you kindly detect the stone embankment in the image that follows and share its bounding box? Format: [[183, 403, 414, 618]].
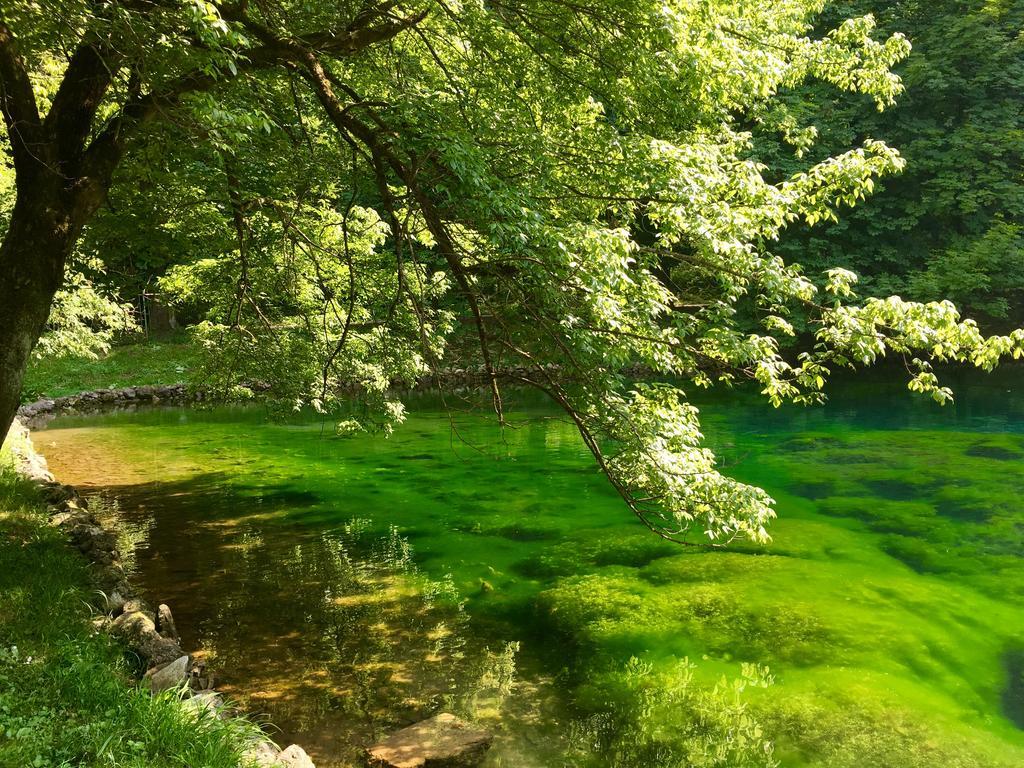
[[15, 361, 652, 427], [17, 384, 198, 428]]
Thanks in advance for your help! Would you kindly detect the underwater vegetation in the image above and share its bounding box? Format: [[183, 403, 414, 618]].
[[36, 372, 1024, 766]]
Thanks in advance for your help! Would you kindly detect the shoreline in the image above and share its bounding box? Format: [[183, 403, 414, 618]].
[[5, 416, 317, 768]]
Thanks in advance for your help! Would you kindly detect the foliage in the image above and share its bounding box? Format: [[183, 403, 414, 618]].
[[158, 201, 451, 430], [2, 1, 1023, 544], [767, 0, 1024, 323], [0, 154, 137, 362], [909, 221, 1024, 321], [33, 265, 139, 361]]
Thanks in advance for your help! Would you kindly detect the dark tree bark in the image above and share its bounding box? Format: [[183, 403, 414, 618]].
[[0, 18, 118, 438], [0, 195, 81, 435]]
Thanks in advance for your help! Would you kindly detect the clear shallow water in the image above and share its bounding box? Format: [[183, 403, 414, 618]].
[[35, 368, 1024, 767]]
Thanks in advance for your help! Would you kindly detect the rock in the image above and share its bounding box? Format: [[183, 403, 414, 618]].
[[48, 511, 74, 527], [366, 714, 493, 768], [104, 590, 129, 615], [144, 655, 190, 693], [181, 690, 223, 718], [41, 482, 77, 504], [188, 659, 214, 691], [111, 610, 184, 666], [110, 609, 153, 641], [156, 604, 179, 642], [95, 565, 131, 599], [122, 598, 154, 618], [277, 744, 315, 768], [57, 496, 88, 515], [93, 549, 115, 565], [147, 636, 185, 667], [242, 741, 281, 767], [69, 523, 117, 556], [94, 565, 130, 602], [17, 452, 53, 483]]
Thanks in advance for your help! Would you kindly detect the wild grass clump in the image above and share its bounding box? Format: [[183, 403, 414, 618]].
[[0, 460, 269, 768]]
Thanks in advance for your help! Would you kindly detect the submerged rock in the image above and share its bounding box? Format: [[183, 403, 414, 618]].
[[366, 713, 493, 768], [277, 744, 316, 768]]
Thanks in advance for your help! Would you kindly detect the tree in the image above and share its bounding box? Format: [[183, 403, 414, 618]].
[[765, 0, 1024, 324], [1, 1, 1022, 544]]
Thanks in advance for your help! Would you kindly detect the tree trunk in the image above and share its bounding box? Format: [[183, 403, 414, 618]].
[[0, 192, 75, 440]]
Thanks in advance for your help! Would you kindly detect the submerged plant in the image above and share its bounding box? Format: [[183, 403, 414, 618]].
[[569, 657, 777, 768]]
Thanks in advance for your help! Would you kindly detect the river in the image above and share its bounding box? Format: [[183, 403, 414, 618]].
[[34, 368, 1024, 767]]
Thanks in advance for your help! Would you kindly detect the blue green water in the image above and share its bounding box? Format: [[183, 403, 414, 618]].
[[36, 368, 1024, 767]]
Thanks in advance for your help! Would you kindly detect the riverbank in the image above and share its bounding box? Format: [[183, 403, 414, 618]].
[[14, 347, 1024, 767], [4, 408, 500, 768], [21, 338, 197, 402], [0, 427, 275, 767]]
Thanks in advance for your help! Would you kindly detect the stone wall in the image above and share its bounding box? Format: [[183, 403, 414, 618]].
[[15, 362, 654, 428], [17, 384, 198, 429]]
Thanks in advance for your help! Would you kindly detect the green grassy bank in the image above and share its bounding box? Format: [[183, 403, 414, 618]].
[[21, 339, 197, 402], [0, 439, 264, 768]]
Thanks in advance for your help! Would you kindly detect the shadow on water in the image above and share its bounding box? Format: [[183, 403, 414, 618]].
[[1004, 649, 1024, 730], [86, 475, 571, 767]]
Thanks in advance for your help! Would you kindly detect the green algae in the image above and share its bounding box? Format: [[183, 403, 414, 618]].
[[35, 369, 1024, 766]]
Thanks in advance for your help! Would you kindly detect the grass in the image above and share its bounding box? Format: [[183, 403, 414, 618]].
[[21, 335, 198, 402], [0, 443, 267, 768]]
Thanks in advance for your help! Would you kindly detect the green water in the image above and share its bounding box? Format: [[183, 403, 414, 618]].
[[35, 368, 1024, 767]]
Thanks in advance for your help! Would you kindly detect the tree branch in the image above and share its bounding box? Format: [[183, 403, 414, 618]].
[[0, 20, 44, 179], [45, 35, 124, 167]]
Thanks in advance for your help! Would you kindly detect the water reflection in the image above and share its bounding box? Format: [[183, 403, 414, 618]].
[[89, 478, 564, 766]]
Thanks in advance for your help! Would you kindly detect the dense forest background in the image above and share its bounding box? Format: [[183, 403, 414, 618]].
[[767, 0, 1023, 327]]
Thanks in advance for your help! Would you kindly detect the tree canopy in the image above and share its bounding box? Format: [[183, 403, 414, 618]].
[[766, 0, 1024, 324], [2, 0, 1023, 544]]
